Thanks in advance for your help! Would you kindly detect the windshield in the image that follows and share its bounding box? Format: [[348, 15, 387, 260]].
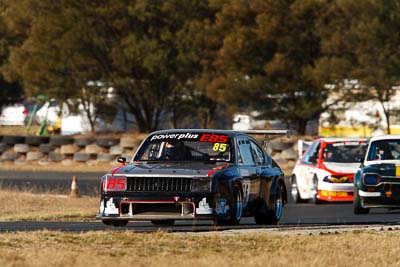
[[367, 140, 400, 161], [134, 132, 233, 162], [323, 141, 367, 163]]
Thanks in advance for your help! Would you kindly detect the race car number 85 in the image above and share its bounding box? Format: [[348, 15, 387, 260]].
[[213, 143, 227, 152]]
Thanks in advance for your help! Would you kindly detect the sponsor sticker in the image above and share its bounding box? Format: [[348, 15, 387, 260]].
[[320, 190, 348, 197], [199, 134, 229, 143], [150, 133, 199, 141]]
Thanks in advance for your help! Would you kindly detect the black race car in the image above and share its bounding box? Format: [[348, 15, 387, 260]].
[[354, 134, 400, 214], [97, 129, 290, 226]]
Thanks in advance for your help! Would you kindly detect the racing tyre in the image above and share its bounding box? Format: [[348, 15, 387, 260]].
[[74, 137, 94, 147], [101, 220, 129, 227], [25, 136, 50, 146], [291, 175, 304, 203], [353, 188, 370, 214], [2, 135, 25, 145], [96, 137, 120, 148], [312, 176, 323, 204], [50, 136, 73, 146], [214, 183, 243, 226], [150, 220, 175, 226], [255, 181, 284, 225]]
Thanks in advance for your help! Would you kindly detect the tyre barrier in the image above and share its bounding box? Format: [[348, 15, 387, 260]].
[[14, 144, 30, 153], [0, 135, 300, 169], [95, 137, 120, 148], [39, 144, 53, 153], [26, 151, 44, 161], [74, 137, 94, 147], [270, 140, 295, 152], [2, 135, 25, 145], [73, 153, 91, 162], [49, 152, 65, 162], [50, 136, 74, 146], [0, 143, 7, 153], [25, 136, 50, 146]]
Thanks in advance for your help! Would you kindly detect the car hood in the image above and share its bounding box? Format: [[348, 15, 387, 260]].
[[362, 163, 399, 176], [107, 162, 228, 177], [323, 162, 361, 174]]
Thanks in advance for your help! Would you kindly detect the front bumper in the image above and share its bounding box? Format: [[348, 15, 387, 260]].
[[359, 183, 400, 208], [96, 192, 230, 221], [316, 182, 354, 202]]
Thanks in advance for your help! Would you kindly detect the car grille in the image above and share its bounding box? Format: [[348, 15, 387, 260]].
[[126, 177, 192, 192]]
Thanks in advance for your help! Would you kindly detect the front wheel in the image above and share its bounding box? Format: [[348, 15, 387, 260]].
[[291, 175, 304, 203], [214, 183, 243, 226], [101, 220, 129, 227], [312, 176, 323, 204], [353, 188, 370, 214]]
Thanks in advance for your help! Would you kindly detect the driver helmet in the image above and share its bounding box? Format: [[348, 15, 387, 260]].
[[165, 141, 184, 159]]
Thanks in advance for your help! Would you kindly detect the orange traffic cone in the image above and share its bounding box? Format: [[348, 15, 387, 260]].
[[70, 176, 80, 198]]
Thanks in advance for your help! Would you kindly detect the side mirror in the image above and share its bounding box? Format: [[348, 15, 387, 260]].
[[117, 156, 127, 164]]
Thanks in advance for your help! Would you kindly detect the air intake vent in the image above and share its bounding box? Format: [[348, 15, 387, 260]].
[[127, 177, 192, 192]]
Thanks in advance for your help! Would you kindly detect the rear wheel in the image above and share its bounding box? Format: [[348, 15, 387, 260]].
[[101, 220, 129, 227], [254, 181, 284, 225], [353, 188, 370, 214], [150, 220, 175, 226], [291, 175, 304, 203], [214, 183, 243, 226]]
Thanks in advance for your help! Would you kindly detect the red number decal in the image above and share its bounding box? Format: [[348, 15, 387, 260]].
[[105, 177, 126, 191], [200, 134, 210, 142], [200, 134, 229, 143], [218, 135, 228, 143], [208, 134, 219, 142]]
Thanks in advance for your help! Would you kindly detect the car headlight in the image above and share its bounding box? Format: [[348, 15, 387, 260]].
[[363, 174, 381, 185]]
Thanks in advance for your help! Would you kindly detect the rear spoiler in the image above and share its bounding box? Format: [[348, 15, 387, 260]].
[[241, 130, 292, 138], [241, 129, 292, 151]]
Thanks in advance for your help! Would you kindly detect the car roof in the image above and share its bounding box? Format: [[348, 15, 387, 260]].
[[314, 137, 368, 142], [148, 129, 253, 137], [369, 135, 400, 142]]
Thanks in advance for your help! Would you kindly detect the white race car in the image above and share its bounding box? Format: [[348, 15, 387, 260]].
[[291, 138, 368, 203]]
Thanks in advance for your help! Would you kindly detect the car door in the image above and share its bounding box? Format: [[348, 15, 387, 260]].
[[236, 136, 258, 209], [297, 141, 321, 193]]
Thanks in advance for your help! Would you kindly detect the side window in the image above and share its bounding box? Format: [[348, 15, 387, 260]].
[[250, 140, 265, 165], [237, 138, 256, 165], [301, 142, 320, 165]]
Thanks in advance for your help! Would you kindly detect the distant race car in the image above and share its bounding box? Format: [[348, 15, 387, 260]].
[[354, 135, 400, 214], [97, 129, 290, 226], [291, 138, 368, 203]]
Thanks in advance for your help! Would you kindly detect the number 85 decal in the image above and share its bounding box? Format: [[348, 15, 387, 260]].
[[213, 143, 227, 152]]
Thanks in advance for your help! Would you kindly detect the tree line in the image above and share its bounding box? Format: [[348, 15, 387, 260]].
[[1, 0, 400, 134]]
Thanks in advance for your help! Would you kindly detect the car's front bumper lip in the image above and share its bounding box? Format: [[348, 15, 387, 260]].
[[359, 190, 381, 197], [318, 181, 354, 191], [97, 192, 227, 221]]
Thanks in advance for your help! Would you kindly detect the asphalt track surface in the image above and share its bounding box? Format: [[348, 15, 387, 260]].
[[1, 170, 400, 232]]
